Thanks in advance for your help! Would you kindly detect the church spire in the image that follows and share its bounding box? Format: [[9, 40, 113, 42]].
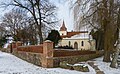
[[60, 20, 67, 31]]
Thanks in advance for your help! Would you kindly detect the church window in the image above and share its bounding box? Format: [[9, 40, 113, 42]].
[[81, 41, 84, 46], [68, 41, 71, 46]]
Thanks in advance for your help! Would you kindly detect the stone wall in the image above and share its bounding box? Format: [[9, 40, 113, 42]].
[[13, 40, 54, 68], [53, 51, 103, 67], [14, 51, 43, 66], [0, 48, 11, 53], [1, 40, 104, 68], [13, 49, 103, 68]]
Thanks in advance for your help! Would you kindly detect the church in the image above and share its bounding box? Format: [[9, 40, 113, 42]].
[[59, 21, 96, 50]]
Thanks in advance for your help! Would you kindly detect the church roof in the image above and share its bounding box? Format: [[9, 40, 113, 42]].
[[59, 21, 89, 39], [70, 32, 89, 39], [61, 31, 88, 38], [60, 21, 67, 31]]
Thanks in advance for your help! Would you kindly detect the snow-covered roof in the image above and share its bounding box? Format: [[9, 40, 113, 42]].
[[63, 33, 91, 39], [71, 33, 89, 39]]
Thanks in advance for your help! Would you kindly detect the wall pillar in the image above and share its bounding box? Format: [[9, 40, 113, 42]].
[[42, 40, 54, 68], [16, 41, 23, 47]]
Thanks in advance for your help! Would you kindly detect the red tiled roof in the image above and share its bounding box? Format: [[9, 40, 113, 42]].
[[61, 31, 88, 38]]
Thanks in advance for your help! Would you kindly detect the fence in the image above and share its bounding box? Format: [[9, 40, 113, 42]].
[[2, 40, 104, 68]]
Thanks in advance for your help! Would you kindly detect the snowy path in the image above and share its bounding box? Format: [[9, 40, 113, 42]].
[[0, 51, 95, 74], [93, 57, 120, 74]]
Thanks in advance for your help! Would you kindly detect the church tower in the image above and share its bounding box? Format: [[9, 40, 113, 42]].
[[59, 21, 67, 36]]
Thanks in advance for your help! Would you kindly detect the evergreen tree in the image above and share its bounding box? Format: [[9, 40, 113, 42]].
[[46, 30, 62, 47]]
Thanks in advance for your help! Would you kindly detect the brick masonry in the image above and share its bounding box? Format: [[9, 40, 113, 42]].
[[1, 41, 104, 68], [53, 51, 103, 67]]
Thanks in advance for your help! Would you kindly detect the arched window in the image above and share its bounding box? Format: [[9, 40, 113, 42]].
[[81, 41, 84, 46], [68, 41, 71, 47]]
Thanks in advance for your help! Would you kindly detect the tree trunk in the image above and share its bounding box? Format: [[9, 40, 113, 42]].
[[102, 0, 116, 62], [110, 7, 120, 68], [110, 42, 120, 68], [103, 50, 111, 62], [103, 26, 112, 62], [39, 31, 43, 44], [103, 25, 116, 62], [36, 0, 43, 44], [110, 48, 119, 68]]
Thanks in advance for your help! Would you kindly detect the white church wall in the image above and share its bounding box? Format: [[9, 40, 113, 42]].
[[61, 38, 91, 50]]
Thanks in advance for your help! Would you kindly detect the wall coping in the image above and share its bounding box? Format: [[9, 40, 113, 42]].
[[44, 40, 53, 43]]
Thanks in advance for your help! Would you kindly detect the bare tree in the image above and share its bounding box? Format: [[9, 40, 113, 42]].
[[2, 9, 27, 37], [110, 6, 120, 68], [1, 9, 30, 43], [0, 0, 57, 44], [110, 38, 120, 68], [73, 0, 120, 62], [0, 25, 6, 37]]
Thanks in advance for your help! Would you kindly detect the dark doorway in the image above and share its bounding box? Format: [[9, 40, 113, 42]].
[[74, 42, 78, 49]]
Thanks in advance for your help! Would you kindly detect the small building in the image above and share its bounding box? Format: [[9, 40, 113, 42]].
[[59, 21, 95, 50]]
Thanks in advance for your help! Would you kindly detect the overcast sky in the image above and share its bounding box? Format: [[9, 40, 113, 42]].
[[0, 0, 13, 22], [50, 0, 74, 31]]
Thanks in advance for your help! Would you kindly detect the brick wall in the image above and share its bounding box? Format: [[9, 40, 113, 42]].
[[54, 50, 96, 57], [10, 41, 104, 68], [13, 40, 54, 68], [17, 45, 43, 53], [53, 51, 103, 67]]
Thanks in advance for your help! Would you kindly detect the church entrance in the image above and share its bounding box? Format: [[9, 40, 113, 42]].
[[74, 42, 78, 50]]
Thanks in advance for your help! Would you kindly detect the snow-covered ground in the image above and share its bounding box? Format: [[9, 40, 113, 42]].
[[0, 51, 95, 74], [93, 57, 120, 74], [0, 51, 120, 74]]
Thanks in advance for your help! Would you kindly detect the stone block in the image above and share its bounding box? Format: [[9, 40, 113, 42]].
[[60, 61, 73, 69], [82, 66, 89, 72], [73, 65, 83, 71], [73, 65, 89, 72], [96, 71, 104, 74]]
